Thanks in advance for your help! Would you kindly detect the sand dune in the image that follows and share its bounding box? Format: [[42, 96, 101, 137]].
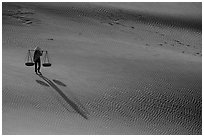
[[2, 2, 202, 134]]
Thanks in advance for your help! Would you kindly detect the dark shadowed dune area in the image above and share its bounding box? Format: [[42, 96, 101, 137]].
[[2, 2, 202, 135], [20, 2, 201, 31]]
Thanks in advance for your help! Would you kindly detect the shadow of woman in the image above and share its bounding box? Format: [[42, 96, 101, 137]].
[[36, 80, 50, 87], [37, 74, 89, 120], [53, 79, 67, 87]]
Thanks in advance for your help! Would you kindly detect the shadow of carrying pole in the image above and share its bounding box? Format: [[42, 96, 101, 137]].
[[38, 74, 88, 120]]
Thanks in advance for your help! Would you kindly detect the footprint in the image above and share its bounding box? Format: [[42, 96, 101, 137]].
[[179, 42, 184, 45], [48, 38, 54, 40], [24, 20, 32, 24]]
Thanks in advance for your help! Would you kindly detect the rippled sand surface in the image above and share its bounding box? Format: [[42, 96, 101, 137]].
[[2, 2, 202, 134]]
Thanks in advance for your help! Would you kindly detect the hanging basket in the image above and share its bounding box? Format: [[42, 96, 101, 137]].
[[25, 62, 34, 66], [43, 63, 51, 67], [42, 51, 52, 67], [25, 50, 34, 66]]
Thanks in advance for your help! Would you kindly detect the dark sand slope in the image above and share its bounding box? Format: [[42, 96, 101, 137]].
[[2, 3, 201, 134]]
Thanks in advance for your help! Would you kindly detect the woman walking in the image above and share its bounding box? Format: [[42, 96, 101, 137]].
[[33, 46, 43, 75]]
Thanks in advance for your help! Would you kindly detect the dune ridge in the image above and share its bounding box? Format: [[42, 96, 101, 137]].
[[4, 2, 202, 31]]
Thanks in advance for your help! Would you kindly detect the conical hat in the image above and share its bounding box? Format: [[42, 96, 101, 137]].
[[34, 46, 41, 51]]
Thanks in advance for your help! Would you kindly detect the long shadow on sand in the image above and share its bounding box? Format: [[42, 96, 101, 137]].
[[53, 79, 67, 87], [37, 74, 88, 120], [36, 80, 50, 87]]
